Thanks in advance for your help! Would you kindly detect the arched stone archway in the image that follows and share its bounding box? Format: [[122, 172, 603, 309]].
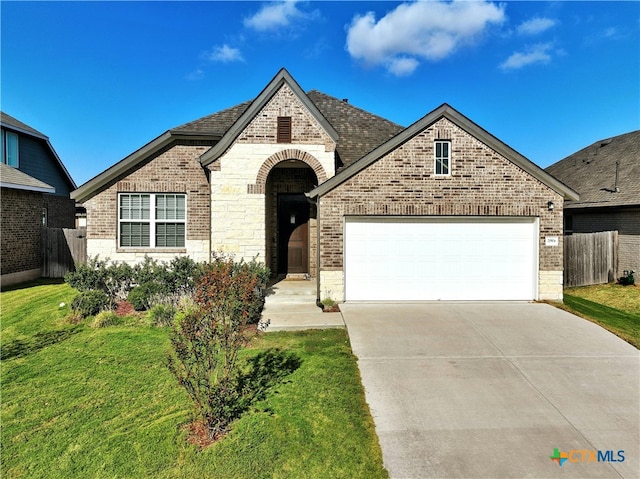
[[249, 149, 328, 195], [260, 152, 323, 278]]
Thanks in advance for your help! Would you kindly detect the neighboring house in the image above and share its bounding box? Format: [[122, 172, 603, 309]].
[[1, 112, 77, 287], [1, 112, 77, 228], [72, 68, 577, 302], [546, 130, 640, 275], [1, 163, 55, 286]]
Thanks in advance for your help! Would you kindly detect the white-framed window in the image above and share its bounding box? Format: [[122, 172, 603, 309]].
[[434, 140, 450, 176], [1, 130, 19, 167], [118, 193, 186, 248]]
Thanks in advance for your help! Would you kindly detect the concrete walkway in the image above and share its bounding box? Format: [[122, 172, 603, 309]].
[[262, 279, 345, 331], [341, 302, 640, 479]]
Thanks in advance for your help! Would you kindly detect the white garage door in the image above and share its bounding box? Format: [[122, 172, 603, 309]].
[[345, 217, 538, 301]]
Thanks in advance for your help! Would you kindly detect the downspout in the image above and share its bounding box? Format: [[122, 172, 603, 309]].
[[306, 192, 322, 308]]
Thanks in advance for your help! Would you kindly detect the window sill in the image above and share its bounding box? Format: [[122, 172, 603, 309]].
[[116, 248, 187, 254]]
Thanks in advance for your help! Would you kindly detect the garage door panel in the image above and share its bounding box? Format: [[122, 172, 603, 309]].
[[345, 217, 537, 301]]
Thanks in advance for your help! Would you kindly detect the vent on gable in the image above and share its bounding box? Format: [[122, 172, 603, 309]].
[[277, 116, 292, 143]]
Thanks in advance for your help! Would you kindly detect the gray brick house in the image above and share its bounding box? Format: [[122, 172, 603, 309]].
[[72, 68, 577, 301], [546, 130, 639, 275], [1, 113, 77, 287]]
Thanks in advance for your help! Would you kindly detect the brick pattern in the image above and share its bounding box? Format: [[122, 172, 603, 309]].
[[236, 84, 335, 153], [44, 194, 76, 228], [319, 118, 564, 273], [249, 148, 328, 194], [84, 143, 211, 249], [1, 188, 43, 274]]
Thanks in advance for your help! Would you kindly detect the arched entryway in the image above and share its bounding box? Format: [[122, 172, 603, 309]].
[[264, 160, 319, 278]]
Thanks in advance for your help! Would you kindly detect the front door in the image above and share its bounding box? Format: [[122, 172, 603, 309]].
[[278, 194, 309, 274]]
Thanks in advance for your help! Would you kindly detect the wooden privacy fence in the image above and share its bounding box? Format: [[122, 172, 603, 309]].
[[564, 231, 618, 287], [42, 227, 87, 278]]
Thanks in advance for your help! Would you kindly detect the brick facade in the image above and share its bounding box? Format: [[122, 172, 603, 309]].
[[44, 194, 76, 228], [318, 118, 564, 300], [84, 141, 212, 263], [1, 188, 43, 284]]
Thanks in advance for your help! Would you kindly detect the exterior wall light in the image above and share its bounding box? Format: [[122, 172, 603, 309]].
[[547, 201, 555, 211]]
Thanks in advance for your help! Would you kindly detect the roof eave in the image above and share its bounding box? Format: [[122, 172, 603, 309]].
[[0, 181, 56, 194], [309, 104, 580, 202], [200, 68, 339, 167], [71, 131, 219, 203]]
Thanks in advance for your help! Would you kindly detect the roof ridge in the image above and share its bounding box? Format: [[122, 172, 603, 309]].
[[306, 89, 404, 129]]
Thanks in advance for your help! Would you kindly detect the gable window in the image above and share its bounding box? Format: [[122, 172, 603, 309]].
[[1, 130, 19, 167], [119, 193, 185, 248], [277, 116, 292, 143], [434, 140, 450, 176]]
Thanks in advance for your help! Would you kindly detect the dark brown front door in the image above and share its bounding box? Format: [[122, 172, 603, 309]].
[[278, 194, 309, 275]]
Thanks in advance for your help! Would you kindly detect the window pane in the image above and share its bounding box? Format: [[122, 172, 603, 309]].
[[120, 222, 149, 247], [156, 194, 185, 221], [156, 223, 185, 248], [6, 132, 18, 167]]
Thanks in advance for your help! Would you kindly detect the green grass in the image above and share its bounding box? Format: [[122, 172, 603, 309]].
[[560, 283, 640, 349], [1, 281, 387, 479]]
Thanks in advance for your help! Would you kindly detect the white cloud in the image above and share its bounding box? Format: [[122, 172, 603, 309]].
[[346, 1, 505, 76], [500, 43, 553, 70], [388, 57, 420, 76], [185, 69, 205, 81], [244, 1, 309, 32], [204, 44, 244, 63], [517, 17, 557, 36]]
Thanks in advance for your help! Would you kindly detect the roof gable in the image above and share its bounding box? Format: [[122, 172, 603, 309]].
[[308, 103, 579, 201], [545, 130, 639, 208], [199, 68, 339, 166], [1, 111, 77, 191]]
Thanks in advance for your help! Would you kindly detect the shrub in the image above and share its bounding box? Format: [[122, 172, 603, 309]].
[[65, 257, 109, 292], [71, 290, 110, 317], [148, 304, 177, 327], [104, 262, 135, 302], [618, 270, 635, 286], [168, 256, 267, 439], [91, 311, 123, 328], [127, 282, 163, 311]]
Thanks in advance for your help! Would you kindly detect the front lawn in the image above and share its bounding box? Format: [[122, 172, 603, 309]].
[[1, 280, 387, 479], [561, 283, 640, 348]]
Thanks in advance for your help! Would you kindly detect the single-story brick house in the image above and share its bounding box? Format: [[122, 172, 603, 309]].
[[72, 68, 578, 302], [546, 130, 639, 276]]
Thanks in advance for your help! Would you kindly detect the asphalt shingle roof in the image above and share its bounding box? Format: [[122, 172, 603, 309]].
[[171, 90, 404, 168], [0, 112, 47, 138], [0, 162, 55, 192], [545, 130, 640, 209]]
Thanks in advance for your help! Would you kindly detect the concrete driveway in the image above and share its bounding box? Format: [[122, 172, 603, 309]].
[[341, 302, 639, 479]]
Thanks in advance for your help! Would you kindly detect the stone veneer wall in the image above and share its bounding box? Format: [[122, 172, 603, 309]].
[[210, 84, 335, 267], [83, 142, 212, 264], [318, 117, 564, 301]]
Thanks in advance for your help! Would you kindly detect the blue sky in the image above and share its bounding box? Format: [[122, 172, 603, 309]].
[[2, 1, 638, 186]]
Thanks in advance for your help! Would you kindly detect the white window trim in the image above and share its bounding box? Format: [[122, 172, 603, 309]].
[[434, 140, 451, 176], [118, 192, 187, 249]]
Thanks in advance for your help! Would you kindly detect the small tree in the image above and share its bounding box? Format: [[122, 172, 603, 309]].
[[167, 257, 260, 439]]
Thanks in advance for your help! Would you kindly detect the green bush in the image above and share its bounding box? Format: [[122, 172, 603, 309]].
[[148, 303, 177, 327], [65, 257, 109, 292], [91, 311, 123, 328], [71, 290, 110, 317], [127, 282, 163, 311]]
